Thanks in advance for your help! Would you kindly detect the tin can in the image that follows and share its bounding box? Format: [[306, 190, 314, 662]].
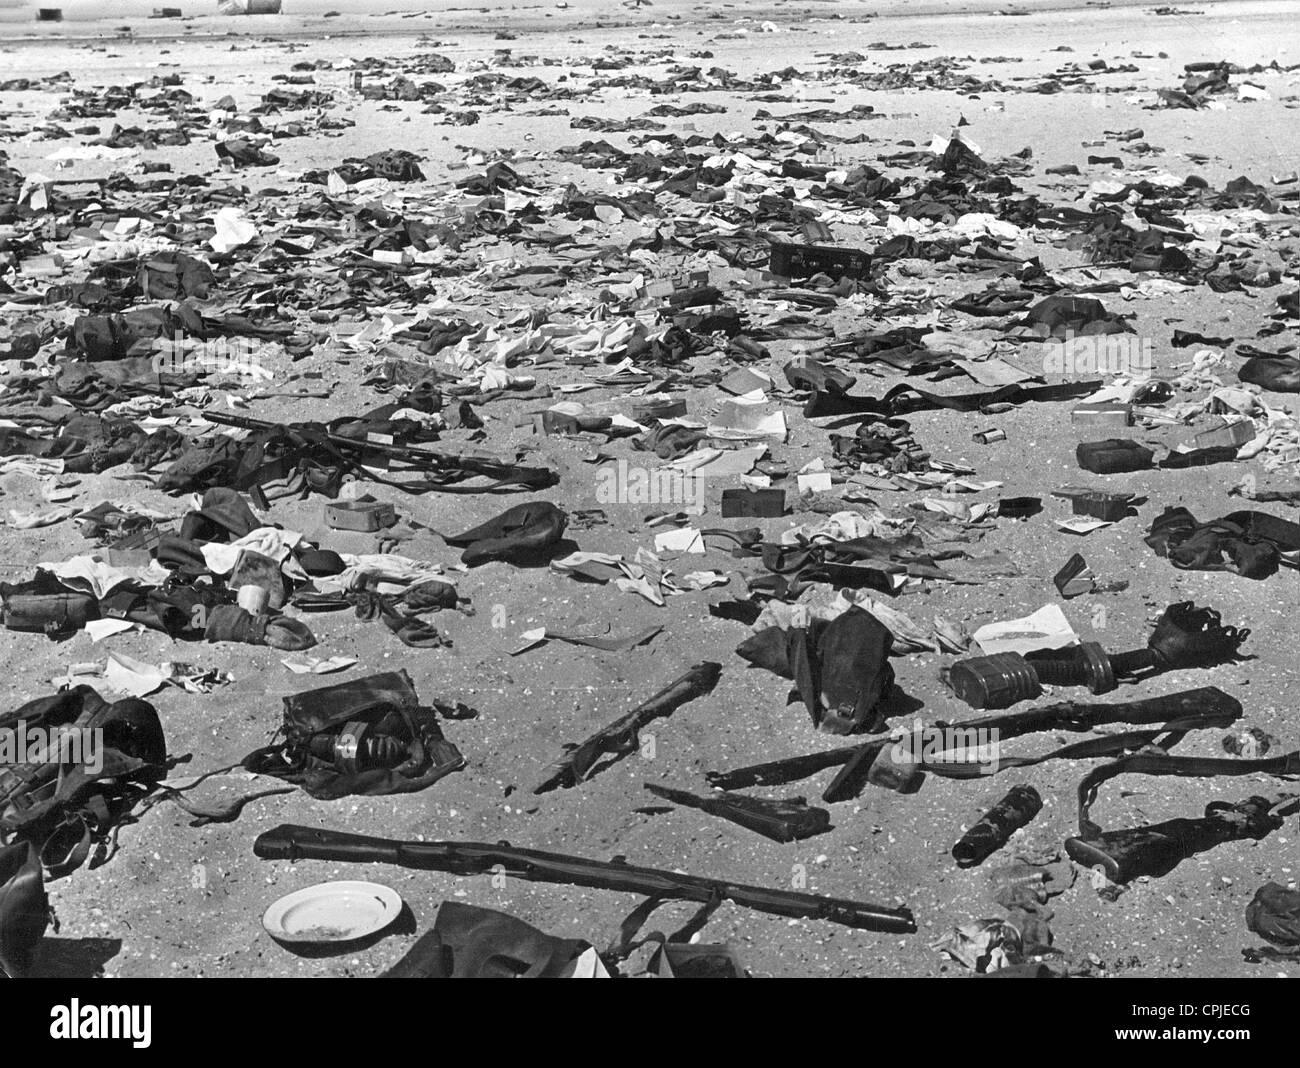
[[237, 584, 269, 615]]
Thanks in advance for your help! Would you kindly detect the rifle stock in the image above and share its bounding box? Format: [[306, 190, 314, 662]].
[[534, 662, 722, 793], [253, 823, 916, 933], [1066, 796, 1290, 883]]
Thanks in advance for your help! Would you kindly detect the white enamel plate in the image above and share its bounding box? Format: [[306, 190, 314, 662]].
[[262, 881, 402, 944]]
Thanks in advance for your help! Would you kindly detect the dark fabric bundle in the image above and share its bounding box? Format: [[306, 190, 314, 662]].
[[403, 579, 461, 612], [215, 138, 279, 168], [1245, 883, 1300, 954], [1239, 355, 1300, 394], [363, 149, 425, 182], [783, 358, 857, 395], [383, 902, 592, 978], [178, 487, 261, 542], [0, 688, 168, 974], [142, 583, 227, 638], [736, 606, 897, 734], [0, 842, 46, 978], [830, 417, 921, 471], [204, 605, 316, 650], [1, 583, 100, 635], [1146, 506, 1300, 579], [242, 670, 464, 800], [0, 691, 166, 851], [348, 591, 446, 648], [67, 303, 204, 362], [157, 422, 359, 500], [633, 423, 706, 460], [444, 501, 568, 566], [1022, 295, 1130, 337], [624, 324, 699, 366], [154, 534, 210, 574], [741, 531, 952, 600], [137, 251, 215, 301], [297, 548, 347, 576], [415, 320, 475, 358]]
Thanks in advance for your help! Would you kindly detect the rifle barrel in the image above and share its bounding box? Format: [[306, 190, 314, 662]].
[[254, 823, 916, 934]]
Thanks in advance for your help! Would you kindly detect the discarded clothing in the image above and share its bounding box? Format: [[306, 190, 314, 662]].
[[737, 606, 898, 734]]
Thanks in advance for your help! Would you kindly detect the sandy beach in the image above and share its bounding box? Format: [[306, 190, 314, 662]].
[[0, 0, 1298, 984]]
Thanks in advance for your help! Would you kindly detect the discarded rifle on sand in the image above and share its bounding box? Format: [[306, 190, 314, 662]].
[[707, 686, 1244, 801], [253, 823, 916, 934], [534, 662, 722, 793], [201, 411, 556, 492]]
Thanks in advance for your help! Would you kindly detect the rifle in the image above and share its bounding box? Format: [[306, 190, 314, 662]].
[[1067, 794, 1299, 884], [643, 782, 831, 843], [707, 687, 1243, 801], [253, 823, 916, 934], [1075, 749, 1300, 832], [534, 662, 722, 794], [200, 411, 556, 491]]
